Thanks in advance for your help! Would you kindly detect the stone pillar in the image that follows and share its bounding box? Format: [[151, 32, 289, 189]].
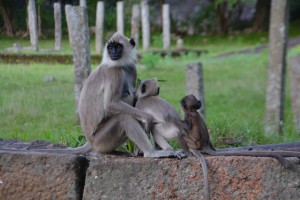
[[27, 0, 38, 51], [131, 4, 140, 49], [117, 1, 124, 35], [96, 1, 104, 53], [186, 63, 205, 120], [289, 56, 300, 134], [264, 0, 289, 134], [65, 5, 91, 121], [80, 0, 86, 7], [176, 38, 184, 49], [54, 2, 61, 51], [162, 4, 170, 49], [141, 0, 150, 50]]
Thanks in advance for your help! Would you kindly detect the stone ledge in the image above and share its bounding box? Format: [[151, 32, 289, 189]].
[[0, 151, 89, 200], [84, 155, 300, 200], [0, 150, 299, 200]]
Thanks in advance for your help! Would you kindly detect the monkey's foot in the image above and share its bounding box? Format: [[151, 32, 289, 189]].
[[144, 150, 187, 159]]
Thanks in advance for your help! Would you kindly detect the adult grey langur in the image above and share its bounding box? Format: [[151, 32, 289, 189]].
[[3, 33, 184, 158], [135, 78, 187, 150]]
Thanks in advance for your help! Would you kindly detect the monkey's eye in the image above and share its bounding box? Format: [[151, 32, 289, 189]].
[[141, 84, 146, 94], [117, 44, 123, 50]]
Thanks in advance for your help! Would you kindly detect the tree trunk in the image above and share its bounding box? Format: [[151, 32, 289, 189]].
[[215, 2, 229, 36], [0, 0, 14, 37], [252, 0, 271, 33], [37, 3, 43, 37]]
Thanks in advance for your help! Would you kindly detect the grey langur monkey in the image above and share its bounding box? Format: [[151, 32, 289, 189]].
[[180, 94, 300, 171], [135, 78, 187, 150], [78, 33, 183, 158]]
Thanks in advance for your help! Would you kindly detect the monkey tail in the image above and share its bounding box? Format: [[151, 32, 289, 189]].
[[190, 149, 210, 200]]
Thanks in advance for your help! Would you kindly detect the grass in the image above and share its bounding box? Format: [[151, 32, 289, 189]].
[[0, 34, 299, 149], [0, 32, 271, 56]]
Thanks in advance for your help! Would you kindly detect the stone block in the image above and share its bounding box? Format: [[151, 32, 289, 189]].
[[0, 151, 88, 200], [83, 155, 300, 200]]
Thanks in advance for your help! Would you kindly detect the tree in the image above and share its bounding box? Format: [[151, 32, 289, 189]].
[[0, 0, 14, 36], [213, 0, 243, 35], [251, 0, 271, 33]]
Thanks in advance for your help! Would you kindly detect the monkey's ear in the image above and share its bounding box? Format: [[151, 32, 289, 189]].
[[130, 38, 136, 47], [141, 84, 146, 94], [180, 100, 187, 109]]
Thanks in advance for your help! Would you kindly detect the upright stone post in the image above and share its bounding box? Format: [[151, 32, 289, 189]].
[[264, 0, 289, 134], [80, 0, 86, 7], [289, 56, 300, 134], [54, 2, 61, 51], [162, 4, 170, 49], [117, 1, 124, 35], [27, 0, 38, 51], [96, 1, 104, 53], [65, 5, 91, 121], [141, 0, 150, 50], [186, 63, 205, 120], [131, 4, 140, 49]]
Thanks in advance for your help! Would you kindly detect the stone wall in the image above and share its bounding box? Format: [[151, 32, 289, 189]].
[[0, 150, 299, 200]]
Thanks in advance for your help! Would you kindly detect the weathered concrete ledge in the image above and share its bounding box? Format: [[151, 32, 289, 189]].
[[0, 150, 299, 200]]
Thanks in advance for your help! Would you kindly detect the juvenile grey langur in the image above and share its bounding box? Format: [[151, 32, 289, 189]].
[[180, 95, 300, 172], [3, 33, 185, 158], [135, 78, 187, 150]]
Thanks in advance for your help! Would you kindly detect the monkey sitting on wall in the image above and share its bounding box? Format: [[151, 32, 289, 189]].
[[135, 78, 187, 150], [180, 94, 300, 171]]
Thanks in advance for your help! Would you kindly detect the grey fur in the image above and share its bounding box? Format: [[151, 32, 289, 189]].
[[135, 79, 186, 150], [77, 33, 184, 158]]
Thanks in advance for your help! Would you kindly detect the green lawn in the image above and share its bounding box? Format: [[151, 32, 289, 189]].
[[0, 34, 299, 148]]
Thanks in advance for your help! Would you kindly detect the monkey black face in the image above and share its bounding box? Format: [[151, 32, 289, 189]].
[[180, 95, 201, 111], [107, 41, 124, 61]]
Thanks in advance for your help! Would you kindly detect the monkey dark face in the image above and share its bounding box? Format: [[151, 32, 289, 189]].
[[180, 95, 201, 111], [107, 41, 124, 60], [137, 79, 160, 98], [107, 38, 135, 61]]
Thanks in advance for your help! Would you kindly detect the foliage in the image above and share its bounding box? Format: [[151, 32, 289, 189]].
[[139, 52, 161, 69]]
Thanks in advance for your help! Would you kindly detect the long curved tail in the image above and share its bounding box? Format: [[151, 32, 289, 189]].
[[190, 149, 210, 200]]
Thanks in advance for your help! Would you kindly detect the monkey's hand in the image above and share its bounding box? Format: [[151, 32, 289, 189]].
[[140, 113, 157, 134]]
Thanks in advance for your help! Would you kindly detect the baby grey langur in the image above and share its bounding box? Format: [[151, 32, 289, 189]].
[[135, 78, 187, 150]]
